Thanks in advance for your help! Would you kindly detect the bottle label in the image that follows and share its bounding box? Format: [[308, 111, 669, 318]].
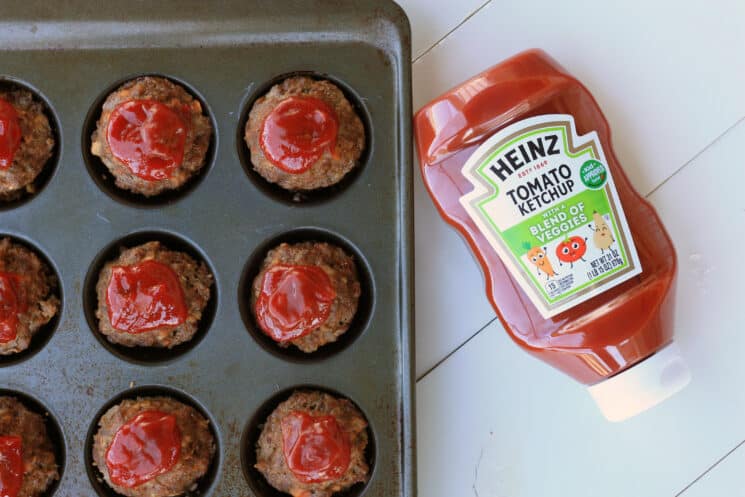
[[459, 114, 642, 318]]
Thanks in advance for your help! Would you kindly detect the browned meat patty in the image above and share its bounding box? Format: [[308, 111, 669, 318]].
[[92, 396, 215, 497], [0, 396, 59, 497], [251, 242, 360, 353], [255, 390, 369, 497], [95, 241, 212, 348], [0, 89, 54, 201], [0, 238, 60, 355], [90, 76, 212, 197], [245, 77, 365, 191]]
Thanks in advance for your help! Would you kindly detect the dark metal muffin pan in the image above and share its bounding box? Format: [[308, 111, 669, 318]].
[[0, 1, 414, 496]]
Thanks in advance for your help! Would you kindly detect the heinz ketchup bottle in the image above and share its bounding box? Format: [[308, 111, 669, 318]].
[[414, 49, 690, 421]]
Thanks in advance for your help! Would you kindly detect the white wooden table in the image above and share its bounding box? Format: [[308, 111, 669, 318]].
[[396, 0, 745, 495]]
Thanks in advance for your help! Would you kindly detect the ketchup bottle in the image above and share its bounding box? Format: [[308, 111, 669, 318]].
[[414, 49, 690, 421]]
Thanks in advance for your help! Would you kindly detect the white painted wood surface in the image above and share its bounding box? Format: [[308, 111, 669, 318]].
[[396, 0, 745, 494], [682, 442, 745, 497]]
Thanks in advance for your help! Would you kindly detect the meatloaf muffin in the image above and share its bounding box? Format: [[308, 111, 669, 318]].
[[245, 77, 365, 191], [255, 391, 369, 497], [0, 396, 59, 497], [90, 76, 212, 197], [0, 238, 60, 355], [251, 242, 360, 353], [92, 396, 215, 497], [0, 89, 54, 201], [95, 241, 212, 348]]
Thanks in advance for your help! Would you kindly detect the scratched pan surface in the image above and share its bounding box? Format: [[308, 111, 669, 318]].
[[0, 1, 414, 496]]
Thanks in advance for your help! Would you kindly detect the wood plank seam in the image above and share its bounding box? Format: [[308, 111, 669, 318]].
[[676, 438, 745, 496], [647, 116, 745, 197], [411, 0, 492, 63], [416, 316, 498, 382]]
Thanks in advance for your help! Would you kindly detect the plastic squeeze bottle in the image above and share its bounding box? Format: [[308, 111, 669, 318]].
[[414, 49, 690, 421]]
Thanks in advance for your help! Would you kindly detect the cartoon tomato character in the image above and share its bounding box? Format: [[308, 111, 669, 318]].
[[527, 246, 557, 280], [556, 236, 588, 268]]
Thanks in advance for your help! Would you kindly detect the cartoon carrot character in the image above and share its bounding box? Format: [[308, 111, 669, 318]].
[[589, 211, 615, 253], [526, 245, 557, 280]]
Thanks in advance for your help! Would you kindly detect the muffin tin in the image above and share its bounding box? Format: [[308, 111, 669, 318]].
[[0, 1, 414, 496]]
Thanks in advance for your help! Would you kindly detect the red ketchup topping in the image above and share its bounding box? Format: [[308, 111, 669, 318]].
[[0, 436, 23, 497], [105, 410, 181, 488], [0, 273, 26, 344], [106, 260, 187, 334], [260, 96, 338, 174], [281, 411, 350, 483], [106, 99, 188, 181], [0, 99, 22, 170], [255, 264, 336, 343]]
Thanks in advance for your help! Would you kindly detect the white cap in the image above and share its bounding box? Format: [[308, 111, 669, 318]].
[[587, 342, 691, 422]]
